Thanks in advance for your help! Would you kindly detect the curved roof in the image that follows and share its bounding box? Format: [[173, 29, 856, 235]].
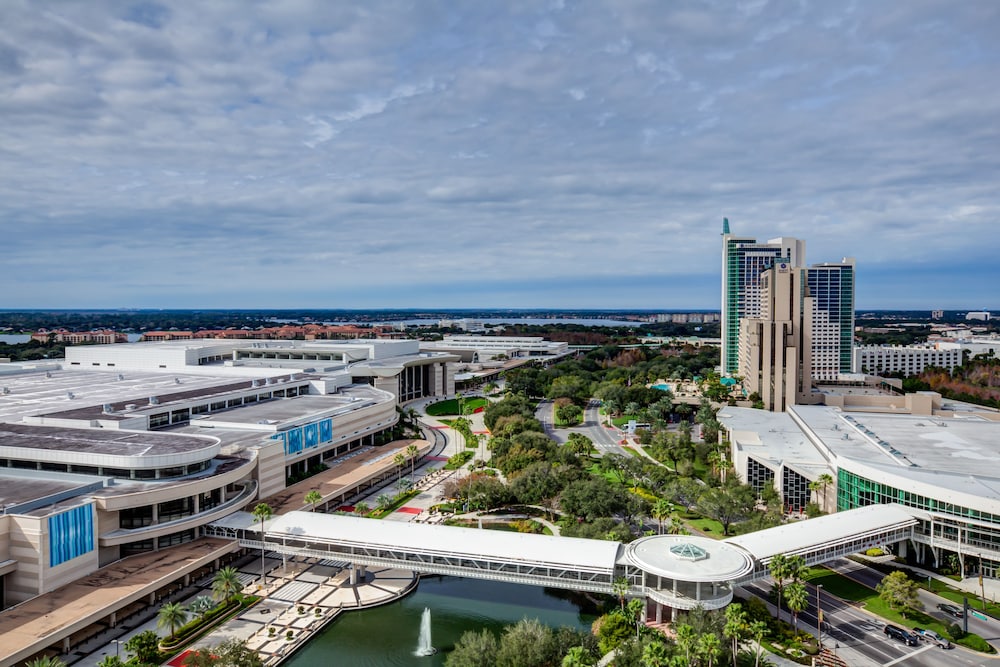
[[268, 511, 622, 573], [624, 535, 754, 582]]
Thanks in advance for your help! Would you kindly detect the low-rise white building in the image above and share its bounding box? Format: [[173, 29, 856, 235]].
[[851, 344, 964, 376]]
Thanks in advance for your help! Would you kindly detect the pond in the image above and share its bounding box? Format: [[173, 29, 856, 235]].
[[283, 576, 601, 667]]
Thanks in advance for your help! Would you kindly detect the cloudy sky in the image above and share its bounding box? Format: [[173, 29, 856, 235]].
[[2, 1, 998, 310]]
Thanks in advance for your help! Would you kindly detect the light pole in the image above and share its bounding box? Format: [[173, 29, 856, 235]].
[[816, 584, 823, 652], [112, 638, 122, 660]]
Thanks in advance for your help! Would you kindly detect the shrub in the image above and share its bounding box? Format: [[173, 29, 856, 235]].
[[286, 630, 294, 641], [865, 548, 884, 557], [958, 633, 994, 653]]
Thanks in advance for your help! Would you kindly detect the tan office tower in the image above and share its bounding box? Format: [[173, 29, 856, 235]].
[[738, 261, 814, 412]]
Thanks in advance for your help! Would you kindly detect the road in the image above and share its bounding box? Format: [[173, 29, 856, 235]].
[[535, 398, 630, 456], [739, 559, 1000, 667]]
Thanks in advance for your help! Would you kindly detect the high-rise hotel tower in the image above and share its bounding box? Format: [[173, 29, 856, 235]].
[[721, 219, 855, 408], [720, 218, 805, 376]]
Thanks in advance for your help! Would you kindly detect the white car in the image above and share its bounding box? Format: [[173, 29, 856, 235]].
[[913, 627, 952, 649]]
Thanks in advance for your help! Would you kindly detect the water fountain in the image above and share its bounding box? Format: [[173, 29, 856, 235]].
[[413, 607, 436, 656]]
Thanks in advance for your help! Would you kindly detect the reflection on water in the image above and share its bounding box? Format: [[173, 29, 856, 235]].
[[284, 576, 600, 667]]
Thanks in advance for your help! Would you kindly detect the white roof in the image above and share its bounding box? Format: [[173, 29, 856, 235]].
[[268, 511, 622, 573], [625, 535, 754, 582], [724, 503, 921, 562]]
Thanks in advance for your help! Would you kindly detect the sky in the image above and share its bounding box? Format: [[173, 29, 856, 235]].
[[2, 1, 998, 311]]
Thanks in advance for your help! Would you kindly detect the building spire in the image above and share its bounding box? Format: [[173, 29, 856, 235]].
[[722, 217, 730, 235]]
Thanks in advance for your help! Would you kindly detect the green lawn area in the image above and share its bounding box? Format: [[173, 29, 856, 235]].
[[611, 414, 641, 427], [426, 397, 489, 416], [684, 515, 725, 536]]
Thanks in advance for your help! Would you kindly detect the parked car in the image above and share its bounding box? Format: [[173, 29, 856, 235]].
[[937, 603, 964, 618], [883, 624, 919, 646], [913, 627, 952, 648]]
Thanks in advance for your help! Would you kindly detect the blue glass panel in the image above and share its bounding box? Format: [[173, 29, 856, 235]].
[[304, 423, 319, 448], [48, 505, 94, 567], [287, 428, 303, 454], [319, 419, 333, 443]]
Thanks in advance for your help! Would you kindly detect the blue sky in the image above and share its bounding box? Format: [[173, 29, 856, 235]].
[[2, 1, 998, 310]]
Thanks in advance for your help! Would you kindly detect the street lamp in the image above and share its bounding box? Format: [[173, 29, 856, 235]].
[[112, 638, 123, 660], [816, 584, 823, 652]]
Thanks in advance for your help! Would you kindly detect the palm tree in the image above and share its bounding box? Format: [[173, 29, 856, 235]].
[[674, 624, 696, 666], [627, 597, 645, 639], [211, 566, 242, 606], [651, 499, 672, 535], [406, 443, 420, 477], [26, 658, 67, 667], [641, 640, 670, 667], [748, 620, 768, 667], [612, 576, 630, 611], [769, 553, 793, 624], [809, 473, 834, 513], [698, 631, 722, 667], [724, 603, 748, 667], [157, 601, 189, 640], [393, 453, 406, 487], [785, 581, 808, 634], [354, 501, 370, 517], [303, 489, 323, 512], [251, 502, 273, 587]]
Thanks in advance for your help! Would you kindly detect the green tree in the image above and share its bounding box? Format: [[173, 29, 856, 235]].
[[25, 658, 67, 667], [303, 489, 323, 511], [354, 501, 370, 516], [697, 481, 755, 536], [251, 502, 273, 587], [768, 553, 805, 624], [407, 443, 420, 476], [446, 628, 498, 667], [627, 597, 645, 639], [214, 637, 265, 667], [613, 576, 630, 611], [562, 645, 596, 667], [876, 571, 921, 618], [96, 656, 125, 667], [595, 611, 633, 654], [641, 640, 671, 667], [651, 498, 673, 535], [496, 618, 556, 667], [697, 632, 722, 667], [124, 629, 162, 665], [723, 603, 747, 667], [674, 624, 696, 666], [157, 601, 189, 639], [393, 452, 406, 486], [784, 581, 808, 634], [556, 402, 584, 425], [808, 473, 834, 513], [181, 648, 217, 667], [747, 620, 768, 667], [212, 566, 242, 606]]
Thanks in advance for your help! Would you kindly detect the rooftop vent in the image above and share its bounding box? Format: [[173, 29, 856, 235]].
[[102, 403, 114, 414], [2, 387, 9, 395], [124, 404, 137, 411], [45, 372, 52, 378], [149, 396, 159, 405], [251, 379, 259, 388], [174, 378, 182, 384], [117, 373, 124, 381], [66, 391, 75, 400]]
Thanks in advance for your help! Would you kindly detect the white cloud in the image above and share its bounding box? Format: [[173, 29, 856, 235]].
[[0, 1, 997, 309]]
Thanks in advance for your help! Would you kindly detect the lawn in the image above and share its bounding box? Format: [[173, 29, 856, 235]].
[[426, 397, 489, 416]]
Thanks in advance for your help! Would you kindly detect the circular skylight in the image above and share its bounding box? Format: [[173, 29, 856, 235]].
[[670, 543, 708, 561]]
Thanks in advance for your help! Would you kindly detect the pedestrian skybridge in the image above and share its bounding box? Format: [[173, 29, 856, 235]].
[[207, 502, 921, 615]]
